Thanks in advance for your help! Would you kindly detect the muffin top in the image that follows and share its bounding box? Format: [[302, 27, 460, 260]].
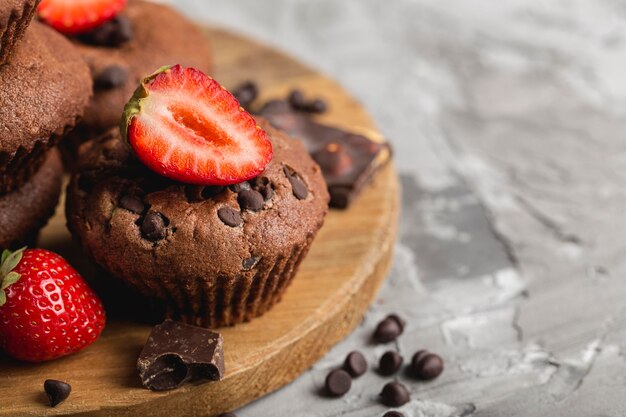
[[67, 119, 329, 280], [0, 21, 92, 154], [73, 0, 213, 133]]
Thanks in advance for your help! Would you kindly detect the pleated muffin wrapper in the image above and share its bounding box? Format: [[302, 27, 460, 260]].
[[121, 233, 317, 328], [0, 0, 40, 65]]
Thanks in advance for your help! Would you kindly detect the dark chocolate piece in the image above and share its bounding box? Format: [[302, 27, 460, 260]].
[[94, 65, 128, 90], [217, 207, 243, 227], [238, 189, 264, 211], [380, 382, 410, 407], [119, 194, 146, 214], [384, 412, 405, 417], [386, 314, 406, 332], [232, 81, 258, 109], [373, 317, 403, 343], [229, 182, 251, 193], [137, 320, 225, 391], [283, 165, 308, 200], [44, 379, 71, 407], [258, 100, 390, 208], [78, 16, 134, 47], [343, 351, 367, 378], [325, 369, 351, 397], [378, 351, 403, 376], [411, 350, 444, 380], [141, 212, 169, 241]]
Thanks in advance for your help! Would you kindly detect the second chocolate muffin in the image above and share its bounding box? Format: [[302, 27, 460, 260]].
[[67, 120, 329, 328], [0, 0, 39, 64]]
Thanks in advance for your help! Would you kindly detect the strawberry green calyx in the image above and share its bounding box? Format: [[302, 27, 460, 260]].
[[0, 247, 25, 306], [120, 65, 173, 143]]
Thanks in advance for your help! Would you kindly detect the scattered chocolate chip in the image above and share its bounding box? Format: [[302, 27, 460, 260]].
[[304, 98, 328, 114], [141, 212, 169, 241], [283, 165, 308, 200], [238, 189, 264, 211], [78, 15, 134, 47], [343, 351, 367, 378], [119, 194, 146, 214], [379, 351, 403, 376], [288, 89, 306, 108], [217, 207, 243, 227], [202, 186, 225, 199], [232, 81, 258, 109], [242, 256, 261, 271], [229, 182, 251, 193], [259, 184, 274, 201], [44, 379, 71, 407], [380, 382, 410, 407], [411, 351, 444, 380], [94, 65, 128, 90], [325, 369, 351, 397], [185, 185, 225, 202], [386, 314, 406, 332], [137, 320, 225, 391], [373, 317, 403, 343], [313, 142, 353, 176], [383, 412, 405, 417]]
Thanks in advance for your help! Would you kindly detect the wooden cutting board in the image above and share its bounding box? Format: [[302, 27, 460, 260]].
[[0, 27, 399, 417]]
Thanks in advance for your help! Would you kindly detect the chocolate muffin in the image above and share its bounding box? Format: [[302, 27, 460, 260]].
[[0, 0, 39, 65], [0, 149, 63, 249], [67, 119, 329, 328], [62, 0, 213, 163], [0, 21, 91, 193]]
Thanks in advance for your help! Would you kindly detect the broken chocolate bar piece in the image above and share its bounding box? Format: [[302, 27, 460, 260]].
[[258, 100, 391, 208], [137, 319, 225, 391]]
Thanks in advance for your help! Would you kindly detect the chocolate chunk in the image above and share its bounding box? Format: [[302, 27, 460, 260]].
[[141, 212, 169, 241], [258, 100, 390, 208], [283, 165, 308, 200], [288, 90, 306, 108], [229, 182, 251, 193], [303, 99, 328, 114], [384, 412, 405, 417], [94, 65, 128, 90], [325, 369, 351, 397], [313, 142, 353, 176], [378, 351, 403, 376], [386, 314, 406, 332], [232, 81, 258, 109], [411, 351, 444, 380], [137, 320, 225, 391], [218, 207, 243, 227], [78, 16, 134, 47], [259, 184, 274, 201], [343, 351, 367, 378], [119, 194, 146, 214], [44, 379, 71, 407], [238, 189, 264, 211], [373, 317, 403, 343], [185, 185, 225, 202], [242, 256, 260, 271], [380, 382, 410, 407]]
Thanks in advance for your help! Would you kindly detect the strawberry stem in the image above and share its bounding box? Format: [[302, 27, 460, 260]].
[[0, 247, 25, 307]]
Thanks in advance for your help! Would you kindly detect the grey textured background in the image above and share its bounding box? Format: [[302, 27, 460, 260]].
[[161, 1, 626, 416]]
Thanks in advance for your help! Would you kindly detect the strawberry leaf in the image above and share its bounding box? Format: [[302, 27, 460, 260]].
[[1, 272, 20, 290], [0, 247, 25, 278], [0, 291, 5, 307], [1, 249, 10, 264]]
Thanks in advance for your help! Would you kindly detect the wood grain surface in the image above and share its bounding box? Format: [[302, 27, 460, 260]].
[[0, 27, 399, 417]]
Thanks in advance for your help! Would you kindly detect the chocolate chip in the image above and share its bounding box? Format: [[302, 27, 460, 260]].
[[141, 212, 169, 241], [259, 184, 274, 201], [78, 15, 134, 47], [217, 207, 243, 227], [343, 351, 367, 378], [380, 382, 410, 407], [232, 81, 258, 109], [44, 379, 71, 407], [386, 314, 406, 332], [304, 99, 328, 114], [202, 186, 226, 199], [229, 182, 251, 193], [411, 351, 444, 380], [288, 89, 306, 108], [313, 142, 353, 176], [185, 185, 225, 202], [373, 317, 403, 343], [238, 189, 264, 211], [378, 351, 403, 376], [325, 369, 351, 397], [242, 256, 260, 271], [119, 194, 146, 214], [383, 412, 405, 417], [283, 165, 308, 200], [137, 320, 225, 391], [94, 65, 128, 90]]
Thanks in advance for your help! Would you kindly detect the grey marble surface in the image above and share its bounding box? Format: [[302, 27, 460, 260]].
[[161, 1, 626, 416]]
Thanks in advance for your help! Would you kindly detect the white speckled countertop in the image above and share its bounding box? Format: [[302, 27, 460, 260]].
[[162, 1, 626, 415]]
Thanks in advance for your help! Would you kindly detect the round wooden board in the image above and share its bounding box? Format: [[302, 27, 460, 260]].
[[0, 27, 399, 417]]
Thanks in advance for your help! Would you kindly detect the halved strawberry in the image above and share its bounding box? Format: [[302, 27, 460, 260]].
[[37, 0, 127, 35], [121, 65, 273, 186]]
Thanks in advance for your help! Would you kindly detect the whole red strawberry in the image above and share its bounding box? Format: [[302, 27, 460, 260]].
[[0, 248, 105, 362], [121, 65, 273, 186]]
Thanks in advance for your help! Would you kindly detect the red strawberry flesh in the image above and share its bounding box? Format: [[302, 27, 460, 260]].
[[38, 0, 127, 35], [123, 65, 273, 186]]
